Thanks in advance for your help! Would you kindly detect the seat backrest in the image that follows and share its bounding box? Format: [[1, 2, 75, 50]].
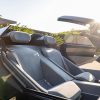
[[31, 35, 67, 69], [34, 35, 70, 71], [8, 45, 44, 81], [3, 32, 45, 90], [4, 31, 73, 90], [3, 31, 44, 81], [31, 35, 84, 76]]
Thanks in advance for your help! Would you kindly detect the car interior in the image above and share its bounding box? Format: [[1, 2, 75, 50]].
[[1, 30, 100, 100]]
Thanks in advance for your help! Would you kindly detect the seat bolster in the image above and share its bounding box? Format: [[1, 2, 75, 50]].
[[75, 72, 95, 82], [48, 81, 81, 100]]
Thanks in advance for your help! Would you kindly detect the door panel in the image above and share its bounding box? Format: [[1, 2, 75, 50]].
[[65, 43, 95, 57], [60, 34, 96, 65]]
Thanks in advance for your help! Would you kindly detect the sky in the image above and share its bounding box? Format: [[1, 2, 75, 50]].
[[0, 0, 100, 32]]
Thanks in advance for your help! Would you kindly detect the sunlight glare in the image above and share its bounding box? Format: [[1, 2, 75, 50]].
[[94, 18, 100, 23]]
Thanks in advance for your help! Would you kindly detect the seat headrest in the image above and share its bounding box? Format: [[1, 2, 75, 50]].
[[7, 31, 31, 43], [38, 36, 56, 46]]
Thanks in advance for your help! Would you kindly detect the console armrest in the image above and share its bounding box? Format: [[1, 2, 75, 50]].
[[75, 72, 95, 82], [48, 81, 81, 100]]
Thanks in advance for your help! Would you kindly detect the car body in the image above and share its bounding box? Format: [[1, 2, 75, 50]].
[[0, 18, 100, 100]]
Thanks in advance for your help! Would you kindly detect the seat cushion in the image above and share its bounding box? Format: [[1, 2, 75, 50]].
[[75, 72, 95, 82], [38, 79, 52, 90], [48, 81, 81, 100]]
